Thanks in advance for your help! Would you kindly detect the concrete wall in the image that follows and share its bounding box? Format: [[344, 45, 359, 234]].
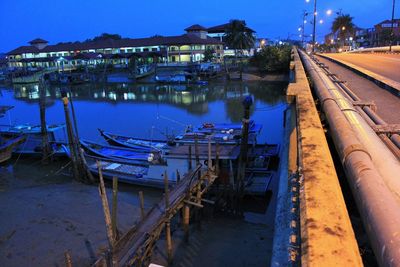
[[284, 48, 362, 266]]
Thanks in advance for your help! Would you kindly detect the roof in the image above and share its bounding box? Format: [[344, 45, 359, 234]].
[[207, 23, 256, 33], [375, 19, 400, 27], [7, 34, 223, 55], [185, 24, 207, 31], [29, 38, 48, 44]]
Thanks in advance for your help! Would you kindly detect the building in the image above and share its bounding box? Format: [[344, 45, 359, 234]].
[[7, 28, 224, 69], [372, 19, 400, 47]]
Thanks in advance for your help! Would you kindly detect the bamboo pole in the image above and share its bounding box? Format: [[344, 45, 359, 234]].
[[97, 161, 114, 248], [61, 91, 79, 181], [112, 176, 118, 241], [164, 171, 173, 264], [183, 204, 190, 242], [176, 169, 181, 184], [139, 191, 145, 220], [207, 136, 212, 172]]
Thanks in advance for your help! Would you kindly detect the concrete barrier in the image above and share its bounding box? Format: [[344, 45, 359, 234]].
[[281, 48, 362, 266]]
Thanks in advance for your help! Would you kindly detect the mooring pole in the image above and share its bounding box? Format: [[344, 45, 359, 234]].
[[164, 171, 173, 264], [236, 96, 253, 214], [183, 204, 190, 242], [139, 191, 145, 220], [112, 176, 118, 241], [39, 74, 52, 164], [188, 145, 192, 171], [97, 161, 115, 248], [64, 251, 73, 267], [61, 90, 80, 181]]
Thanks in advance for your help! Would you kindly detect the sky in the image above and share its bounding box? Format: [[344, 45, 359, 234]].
[[0, 0, 398, 52]]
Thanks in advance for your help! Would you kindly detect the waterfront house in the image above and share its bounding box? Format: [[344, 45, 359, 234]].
[[7, 31, 224, 69]]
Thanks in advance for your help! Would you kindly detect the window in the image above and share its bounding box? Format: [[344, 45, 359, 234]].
[[151, 48, 158, 51], [120, 49, 125, 53], [135, 48, 141, 52], [127, 48, 133, 53], [143, 48, 149, 52]]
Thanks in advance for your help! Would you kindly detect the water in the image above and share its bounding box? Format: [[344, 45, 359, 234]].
[[1, 82, 286, 144], [0, 81, 288, 267]]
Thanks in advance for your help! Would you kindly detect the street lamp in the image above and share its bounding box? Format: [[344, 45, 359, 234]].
[[306, 0, 318, 53], [389, 0, 396, 52]]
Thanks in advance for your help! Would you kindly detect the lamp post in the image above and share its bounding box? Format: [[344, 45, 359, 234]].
[[389, 0, 396, 52], [302, 11, 309, 48], [312, 0, 317, 53]]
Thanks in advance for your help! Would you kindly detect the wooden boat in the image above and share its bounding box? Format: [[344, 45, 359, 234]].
[[0, 124, 67, 157], [80, 140, 161, 164], [0, 134, 26, 163], [0, 106, 13, 118], [99, 129, 172, 152]]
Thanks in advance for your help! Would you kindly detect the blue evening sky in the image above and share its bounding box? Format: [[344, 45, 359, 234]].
[[0, 0, 397, 52]]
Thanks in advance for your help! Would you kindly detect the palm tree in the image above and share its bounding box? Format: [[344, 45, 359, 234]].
[[225, 19, 255, 79], [331, 14, 355, 47]]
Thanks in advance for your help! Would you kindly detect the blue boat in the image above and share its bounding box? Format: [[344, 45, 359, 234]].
[[0, 124, 67, 157], [80, 139, 161, 164]]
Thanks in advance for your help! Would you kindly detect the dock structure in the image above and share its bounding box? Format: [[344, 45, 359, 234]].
[[94, 163, 217, 266]]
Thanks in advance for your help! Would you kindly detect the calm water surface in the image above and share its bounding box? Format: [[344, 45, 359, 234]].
[[0, 82, 286, 144]]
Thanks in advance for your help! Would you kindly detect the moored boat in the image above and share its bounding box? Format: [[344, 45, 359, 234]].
[[80, 139, 161, 164], [0, 134, 26, 163], [0, 124, 67, 157]]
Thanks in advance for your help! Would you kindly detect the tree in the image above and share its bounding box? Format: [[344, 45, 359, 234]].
[[225, 19, 255, 56], [87, 33, 122, 42], [225, 19, 255, 79], [331, 14, 355, 47], [203, 47, 215, 62]]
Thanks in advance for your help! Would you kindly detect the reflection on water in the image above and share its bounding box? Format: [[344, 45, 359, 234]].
[[1, 82, 287, 144]]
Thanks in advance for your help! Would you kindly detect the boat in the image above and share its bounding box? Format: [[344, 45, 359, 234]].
[[80, 139, 161, 164], [0, 124, 67, 157], [99, 129, 172, 152], [0, 134, 26, 163], [0, 106, 13, 118]]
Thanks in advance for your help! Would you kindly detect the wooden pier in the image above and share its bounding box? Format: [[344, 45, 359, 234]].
[[94, 163, 217, 266]]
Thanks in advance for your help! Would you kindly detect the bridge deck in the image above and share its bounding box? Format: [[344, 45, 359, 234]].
[[316, 55, 400, 124]]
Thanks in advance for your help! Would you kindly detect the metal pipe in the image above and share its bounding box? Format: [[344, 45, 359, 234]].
[[300, 50, 400, 267]]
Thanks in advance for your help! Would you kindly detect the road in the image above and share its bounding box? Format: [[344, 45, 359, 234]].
[[323, 53, 400, 83], [317, 55, 400, 124]]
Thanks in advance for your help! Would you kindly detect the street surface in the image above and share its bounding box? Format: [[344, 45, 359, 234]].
[[317, 55, 400, 124], [324, 53, 400, 83]]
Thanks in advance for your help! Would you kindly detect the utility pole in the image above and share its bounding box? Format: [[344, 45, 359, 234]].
[[302, 11, 309, 48], [389, 0, 396, 52], [312, 0, 318, 53], [235, 96, 253, 215]]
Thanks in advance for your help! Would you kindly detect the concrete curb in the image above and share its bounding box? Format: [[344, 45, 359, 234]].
[[318, 53, 400, 98]]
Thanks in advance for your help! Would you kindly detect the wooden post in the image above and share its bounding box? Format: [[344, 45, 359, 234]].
[[164, 171, 169, 209], [207, 136, 212, 172], [183, 204, 190, 242], [236, 96, 253, 214], [69, 89, 95, 183], [166, 221, 173, 264], [176, 169, 181, 184], [64, 251, 73, 267], [39, 75, 52, 164], [97, 161, 115, 248], [164, 171, 173, 264], [61, 91, 80, 181], [215, 142, 220, 176], [112, 176, 118, 241], [139, 191, 145, 220], [188, 145, 192, 171]]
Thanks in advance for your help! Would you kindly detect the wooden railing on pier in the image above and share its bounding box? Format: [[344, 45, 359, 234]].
[[94, 164, 217, 267]]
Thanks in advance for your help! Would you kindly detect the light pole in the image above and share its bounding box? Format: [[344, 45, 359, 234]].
[[389, 0, 396, 52], [302, 11, 309, 48], [312, 0, 317, 53]]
